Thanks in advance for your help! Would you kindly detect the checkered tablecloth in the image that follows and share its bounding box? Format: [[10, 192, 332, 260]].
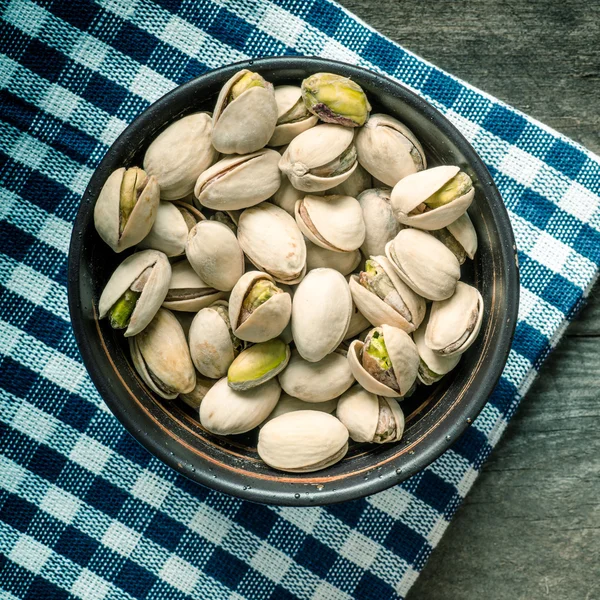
[[1, 0, 600, 598]]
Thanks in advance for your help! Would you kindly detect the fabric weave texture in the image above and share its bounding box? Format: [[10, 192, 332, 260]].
[[1, 0, 600, 598]]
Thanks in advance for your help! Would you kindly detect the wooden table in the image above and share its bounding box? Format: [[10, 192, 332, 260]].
[[338, 1, 600, 597]]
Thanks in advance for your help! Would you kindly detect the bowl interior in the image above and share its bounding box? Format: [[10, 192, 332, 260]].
[[69, 57, 518, 506]]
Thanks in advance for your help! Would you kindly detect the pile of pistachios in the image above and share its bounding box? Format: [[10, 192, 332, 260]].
[[94, 70, 483, 473]]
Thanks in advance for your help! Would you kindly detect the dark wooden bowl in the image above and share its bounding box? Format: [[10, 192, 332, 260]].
[[68, 57, 519, 506]]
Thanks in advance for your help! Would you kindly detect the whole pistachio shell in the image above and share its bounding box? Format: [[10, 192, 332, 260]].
[[357, 188, 402, 258], [385, 228, 460, 301], [305, 240, 362, 275], [261, 393, 337, 426], [258, 411, 349, 472], [94, 167, 160, 253], [179, 374, 216, 410], [355, 114, 426, 186], [143, 113, 218, 200], [200, 377, 281, 435], [268, 85, 319, 147], [328, 163, 372, 197], [446, 212, 478, 260], [228, 339, 291, 391], [272, 175, 303, 216], [413, 316, 461, 385], [212, 70, 278, 154], [129, 309, 196, 399]]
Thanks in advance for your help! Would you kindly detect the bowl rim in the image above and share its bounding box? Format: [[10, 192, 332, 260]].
[[68, 56, 519, 506]]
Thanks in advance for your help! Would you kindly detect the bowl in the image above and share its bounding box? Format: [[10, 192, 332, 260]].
[[68, 57, 519, 506]]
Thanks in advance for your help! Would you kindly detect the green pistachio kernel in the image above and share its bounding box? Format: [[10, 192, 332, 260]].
[[227, 339, 288, 391], [240, 279, 281, 323], [229, 71, 267, 101], [109, 289, 141, 329], [119, 167, 147, 234], [365, 329, 392, 371], [425, 171, 473, 209]]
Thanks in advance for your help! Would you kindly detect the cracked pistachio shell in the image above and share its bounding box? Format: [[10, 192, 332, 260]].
[[446, 212, 478, 260], [279, 124, 357, 193], [358, 188, 402, 258], [328, 162, 372, 197], [355, 113, 426, 186], [200, 377, 281, 435], [426, 282, 484, 356], [189, 301, 238, 379], [258, 411, 349, 472], [336, 386, 404, 443], [292, 268, 352, 362], [268, 85, 319, 147], [99, 250, 171, 337], [272, 175, 303, 216], [391, 166, 474, 230], [228, 339, 290, 391], [347, 325, 419, 397], [194, 150, 281, 211], [261, 393, 337, 427], [186, 220, 244, 292], [349, 255, 425, 333], [278, 349, 354, 403], [129, 309, 196, 399], [94, 167, 160, 253], [385, 228, 460, 301], [138, 201, 205, 256], [237, 203, 307, 285], [162, 260, 226, 312], [179, 374, 216, 410], [295, 194, 366, 253], [305, 239, 361, 276], [212, 70, 278, 154], [229, 271, 292, 343], [143, 113, 218, 200], [344, 301, 371, 340], [413, 317, 461, 385]]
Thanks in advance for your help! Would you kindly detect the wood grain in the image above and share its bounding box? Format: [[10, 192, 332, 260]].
[[336, 0, 600, 597]]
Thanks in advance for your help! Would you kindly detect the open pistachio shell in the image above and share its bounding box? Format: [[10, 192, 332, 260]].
[[426, 282, 484, 356], [358, 188, 402, 258], [94, 167, 160, 253], [194, 149, 281, 211], [261, 393, 337, 426], [295, 194, 366, 253], [129, 309, 196, 399], [413, 317, 461, 385], [99, 250, 171, 337], [272, 175, 303, 216], [258, 411, 349, 472], [228, 339, 291, 391], [229, 271, 292, 343], [385, 228, 460, 301], [347, 325, 419, 397], [179, 374, 216, 410], [305, 239, 362, 275], [446, 212, 478, 260], [200, 377, 281, 435], [328, 163, 372, 197], [391, 166, 474, 230], [355, 113, 426, 187], [292, 268, 352, 362], [212, 70, 278, 154], [268, 85, 319, 147], [349, 255, 425, 333], [143, 113, 218, 200], [278, 349, 354, 403], [186, 220, 244, 292], [237, 203, 307, 285], [162, 260, 226, 312], [279, 124, 357, 192]]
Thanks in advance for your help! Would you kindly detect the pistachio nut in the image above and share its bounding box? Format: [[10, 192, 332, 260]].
[[446, 211, 478, 260], [237, 203, 307, 285], [258, 411, 349, 472], [162, 260, 226, 312], [99, 249, 171, 337], [355, 113, 426, 186], [272, 175, 303, 216], [295, 194, 366, 253], [94, 167, 160, 253], [343, 301, 371, 341], [301, 73, 371, 127], [129, 308, 196, 399], [292, 268, 353, 362], [261, 393, 337, 426], [357, 188, 402, 258], [426, 282, 483, 356], [349, 256, 425, 333], [327, 162, 373, 197], [278, 349, 354, 403], [347, 325, 419, 397], [143, 112, 218, 200], [268, 85, 319, 147], [336, 385, 404, 443], [385, 228, 460, 301], [186, 220, 244, 292], [188, 300, 243, 379], [413, 316, 461, 385], [227, 338, 291, 391], [212, 70, 278, 154], [305, 239, 362, 276], [194, 149, 281, 211], [391, 166, 474, 230], [179, 374, 216, 410], [138, 200, 205, 256], [228, 271, 292, 343], [200, 376, 281, 435], [279, 124, 358, 192]]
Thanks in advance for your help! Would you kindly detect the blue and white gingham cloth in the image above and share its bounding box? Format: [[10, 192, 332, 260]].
[[1, 0, 599, 598]]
